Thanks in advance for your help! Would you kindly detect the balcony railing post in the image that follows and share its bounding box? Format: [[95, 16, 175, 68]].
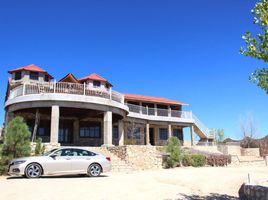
[[109, 88, 112, 100], [53, 80, 56, 93], [190, 111, 193, 119], [146, 106, 148, 115], [83, 82, 86, 95], [154, 104, 157, 116], [22, 83, 26, 96], [168, 105, 171, 117]]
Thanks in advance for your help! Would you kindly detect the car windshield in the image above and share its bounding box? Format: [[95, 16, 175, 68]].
[[43, 148, 58, 156]]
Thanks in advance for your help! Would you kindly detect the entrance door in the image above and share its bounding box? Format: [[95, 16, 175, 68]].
[[59, 120, 73, 144], [149, 128, 155, 145]]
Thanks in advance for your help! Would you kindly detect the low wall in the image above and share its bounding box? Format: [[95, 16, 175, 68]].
[[239, 183, 268, 199], [241, 148, 260, 157]]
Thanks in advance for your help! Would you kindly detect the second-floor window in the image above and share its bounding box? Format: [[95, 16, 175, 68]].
[[14, 72, 22, 80], [93, 80, 101, 88], [30, 72, 39, 80]]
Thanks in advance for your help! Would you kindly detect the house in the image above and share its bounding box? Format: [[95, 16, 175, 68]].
[[4, 64, 214, 147]]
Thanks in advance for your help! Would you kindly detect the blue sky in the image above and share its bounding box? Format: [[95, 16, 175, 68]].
[[0, 0, 267, 139]]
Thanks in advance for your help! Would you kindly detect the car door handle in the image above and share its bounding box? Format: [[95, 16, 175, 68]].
[[86, 158, 91, 160], [65, 157, 71, 160]]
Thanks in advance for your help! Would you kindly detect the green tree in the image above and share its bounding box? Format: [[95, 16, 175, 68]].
[[216, 129, 225, 144], [165, 136, 183, 168], [240, 0, 268, 93], [2, 116, 31, 158], [35, 137, 45, 155]]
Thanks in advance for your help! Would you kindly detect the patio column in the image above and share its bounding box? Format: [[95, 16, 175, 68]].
[[118, 120, 124, 146], [73, 119, 79, 144], [50, 105, 60, 144], [103, 111, 113, 146], [5, 111, 14, 125], [146, 123, 150, 145], [168, 124, 172, 138], [190, 125, 195, 146]]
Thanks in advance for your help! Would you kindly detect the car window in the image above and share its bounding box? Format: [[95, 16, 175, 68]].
[[72, 149, 96, 156], [53, 149, 73, 157]]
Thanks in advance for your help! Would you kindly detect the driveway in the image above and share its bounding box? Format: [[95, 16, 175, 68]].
[[0, 166, 267, 200]]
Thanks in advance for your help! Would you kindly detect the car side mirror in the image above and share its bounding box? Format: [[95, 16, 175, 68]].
[[50, 154, 57, 159]]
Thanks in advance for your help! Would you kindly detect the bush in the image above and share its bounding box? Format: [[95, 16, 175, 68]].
[[0, 116, 31, 175], [34, 137, 45, 156], [206, 154, 231, 167], [182, 154, 206, 167], [164, 137, 183, 168]]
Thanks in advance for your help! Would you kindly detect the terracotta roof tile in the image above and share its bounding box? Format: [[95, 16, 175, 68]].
[[79, 73, 112, 86], [8, 64, 53, 78], [124, 93, 187, 105]]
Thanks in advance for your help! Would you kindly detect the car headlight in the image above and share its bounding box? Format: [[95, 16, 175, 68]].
[[13, 160, 26, 165]]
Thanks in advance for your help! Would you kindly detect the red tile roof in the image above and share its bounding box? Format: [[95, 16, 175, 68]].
[[79, 73, 112, 85], [8, 64, 53, 78], [124, 93, 187, 105]]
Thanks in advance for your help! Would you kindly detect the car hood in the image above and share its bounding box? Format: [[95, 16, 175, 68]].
[[11, 156, 48, 163]]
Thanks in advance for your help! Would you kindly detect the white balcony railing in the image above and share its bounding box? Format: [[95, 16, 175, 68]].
[[8, 82, 124, 104], [126, 103, 192, 119]]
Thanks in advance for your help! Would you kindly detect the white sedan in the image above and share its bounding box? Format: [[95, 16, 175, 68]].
[[8, 147, 111, 178]]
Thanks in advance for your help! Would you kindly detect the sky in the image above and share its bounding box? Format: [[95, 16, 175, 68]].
[[0, 0, 267, 140]]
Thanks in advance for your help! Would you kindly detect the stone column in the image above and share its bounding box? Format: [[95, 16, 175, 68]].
[[118, 120, 124, 146], [103, 111, 113, 146], [190, 125, 195, 146], [73, 119, 79, 145], [50, 105, 60, 144], [168, 124, 172, 138], [146, 123, 150, 145]]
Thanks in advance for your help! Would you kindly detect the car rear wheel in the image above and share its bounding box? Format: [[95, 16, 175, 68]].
[[88, 163, 101, 177], [25, 163, 42, 178]]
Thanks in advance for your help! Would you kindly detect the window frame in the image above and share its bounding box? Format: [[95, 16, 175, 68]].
[[93, 80, 101, 88], [14, 72, 22, 80]]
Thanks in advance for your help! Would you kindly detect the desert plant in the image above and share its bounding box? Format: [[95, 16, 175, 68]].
[[164, 136, 183, 168], [206, 154, 231, 167], [34, 137, 45, 155]]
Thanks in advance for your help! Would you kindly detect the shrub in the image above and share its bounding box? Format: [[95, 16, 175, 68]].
[[164, 137, 183, 168], [206, 154, 231, 167], [34, 137, 45, 156], [182, 154, 206, 167]]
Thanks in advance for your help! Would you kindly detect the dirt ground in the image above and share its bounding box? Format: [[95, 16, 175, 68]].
[[0, 166, 267, 200]]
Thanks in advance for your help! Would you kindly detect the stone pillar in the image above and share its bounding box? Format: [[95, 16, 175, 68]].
[[168, 124, 172, 138], [190, 125, 195, 146], [73, 119, 79, 145], [146, 123, 150, 145], [50, 105, 60, 144], [103, 111, 113, 146], [118, 120, 124, 146]]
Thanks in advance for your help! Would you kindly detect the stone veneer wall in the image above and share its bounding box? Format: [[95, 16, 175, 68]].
[[239, 183, 268, 200], [241, 148, 260, 157]]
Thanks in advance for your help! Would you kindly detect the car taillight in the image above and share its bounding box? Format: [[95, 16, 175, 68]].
[[106, 157, 111, 162]]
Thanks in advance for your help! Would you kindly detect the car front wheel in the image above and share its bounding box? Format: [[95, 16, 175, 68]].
[[88, 163, 102, 177], [25, 163, 42, 178]]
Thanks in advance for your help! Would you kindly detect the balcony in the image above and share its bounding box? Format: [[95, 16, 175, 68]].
[[7, 82, 125, 104], [126, 103, 193, 122]]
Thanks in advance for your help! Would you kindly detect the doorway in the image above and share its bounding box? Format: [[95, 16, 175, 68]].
[[149, 128, 155, 145]]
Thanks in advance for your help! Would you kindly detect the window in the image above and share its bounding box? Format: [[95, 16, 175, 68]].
[[80, 126, 100, 138], [127, 127, 141, 139], [113, 126, 119, 139], [14, 72, 21, 80], [38, 127, 45, 136], [44, 75, 49, 82], [159, 128, 168, 140], [173, 129, 183, 141], [93, 80, 101, 87], [53, 149, 72, 157], [30, 72, 39, 80]]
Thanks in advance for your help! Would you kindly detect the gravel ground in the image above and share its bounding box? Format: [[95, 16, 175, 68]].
[[0, 166, 267, 200]]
